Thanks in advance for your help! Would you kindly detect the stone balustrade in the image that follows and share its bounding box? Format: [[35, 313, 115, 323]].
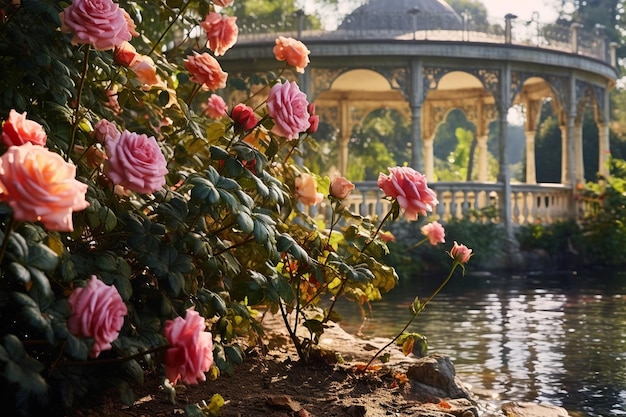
[[307, 181, 576, 227]]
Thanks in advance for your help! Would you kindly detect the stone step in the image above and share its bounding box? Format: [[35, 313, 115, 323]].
[[502, 401, 570, 417]]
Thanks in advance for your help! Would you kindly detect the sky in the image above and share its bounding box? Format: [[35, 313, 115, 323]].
[[474, 0, 562, 23]]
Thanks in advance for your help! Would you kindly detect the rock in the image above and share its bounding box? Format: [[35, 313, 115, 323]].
[[406, 354, 474, 400], [501, 401, 571, 417]]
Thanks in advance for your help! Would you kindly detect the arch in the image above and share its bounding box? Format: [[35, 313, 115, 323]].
[[331, 69, 393, 92]]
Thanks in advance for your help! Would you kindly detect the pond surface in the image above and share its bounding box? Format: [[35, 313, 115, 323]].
[[334, 269, 626, 417]]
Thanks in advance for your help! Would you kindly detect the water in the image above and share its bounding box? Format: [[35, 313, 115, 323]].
[[334, 270, 626, 417]]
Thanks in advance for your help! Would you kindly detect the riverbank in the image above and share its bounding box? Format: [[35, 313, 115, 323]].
[[72, 313, 574, 417]]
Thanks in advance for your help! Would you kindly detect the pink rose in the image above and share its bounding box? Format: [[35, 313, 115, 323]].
[[92, 119, 121, 143], [67, 276, 128, 358], [129, 55, 159, 86], [2, 110, 47, 147], [421, 221, 445, 246], [377, 167, 438, 221], [0, 143, 89, 231], [329, 175, 355, 200], [184, 52, 228, 91], [267, 81, 310, 140], [104, 130, 168, 194], [205, 94, 228, 119], [306, 103, 319, 134], [273, 36, 310, 74], [61, 0, 131, 50], [201, 12, 238, 57], [295, 173, 323, 206], [164, 308, 213, 385], [212, 0, 233, 7], [114, 41, 139, 67], [231, 103, 258, 130], [449, 241, 473, 264]]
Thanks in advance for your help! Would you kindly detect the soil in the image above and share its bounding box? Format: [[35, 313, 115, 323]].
[[70, 314, 487, 417]]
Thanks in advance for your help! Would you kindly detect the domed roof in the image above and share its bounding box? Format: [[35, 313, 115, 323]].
[[338, 0, 463, 32]]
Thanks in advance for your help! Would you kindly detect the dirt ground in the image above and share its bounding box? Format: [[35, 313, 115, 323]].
[[72, 315, 485, 417]]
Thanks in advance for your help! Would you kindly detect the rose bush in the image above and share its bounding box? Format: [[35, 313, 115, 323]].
[[67, 276, 128, 358], [0, 1, 469, 416]]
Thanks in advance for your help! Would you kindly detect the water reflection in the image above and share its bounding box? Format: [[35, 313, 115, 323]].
[[334, 271, 626, 416]]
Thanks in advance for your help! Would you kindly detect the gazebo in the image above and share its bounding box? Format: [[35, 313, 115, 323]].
[[220, 0, 618, 238]]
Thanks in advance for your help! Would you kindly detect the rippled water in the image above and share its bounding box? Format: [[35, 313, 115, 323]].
[[334, 270, 626, 417]]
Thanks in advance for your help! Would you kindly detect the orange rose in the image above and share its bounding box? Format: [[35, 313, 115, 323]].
[[1, 110, 47, 147], [0, 143, 89, 231], [295, 173, 323, 206], [129, 55, 159, 86], [329, 175, 355, 199], [184, 51, 228, 90], [114, 41, 139, 67], [273, 36, 310, 74], [201, 12, 238, 57]]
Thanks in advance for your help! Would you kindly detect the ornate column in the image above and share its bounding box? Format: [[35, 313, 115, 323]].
[[409, 58, 424, 173], [477, 135, 489, 182], [560, 121, 569, 184], [598, 85, 611, 178], [497, 64, 513, 239], [566, 76, 577, 186], [574, 121, 584, 184], [424, 136, 435, 181], [524, 131, 537, 184], [524, 99, 541, 184], [337, 99, 350, 175]]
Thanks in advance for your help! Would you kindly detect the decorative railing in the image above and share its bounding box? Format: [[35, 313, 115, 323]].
[[235, 12, 613, 66], [308, 182, 575, 227]]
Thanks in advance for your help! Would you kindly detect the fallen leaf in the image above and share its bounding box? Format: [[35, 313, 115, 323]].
[[266, 394, 301, 411]]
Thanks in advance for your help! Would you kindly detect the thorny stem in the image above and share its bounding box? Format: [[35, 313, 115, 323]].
[[360, 205, 394, 255], [363, 261, 462, 370], [0, 215, 16, 266], [67, 44, 90, 162], [148, 0, 192, 56], [61, 344, 171, 367]]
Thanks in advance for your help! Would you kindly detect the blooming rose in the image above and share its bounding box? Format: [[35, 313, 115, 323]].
[[231, 103, 258, 130], [104, 130, 168, 194], [201, 12, 238, 57], [184, 52, 228, 90], [421, 221, 445, 246], [114, 41, 139, 67], [307, 103, 319, 134], [450, 241, 473, 264], [67, 276, 128, 358], [377, 166, 438, 221], [164, 308, 213, 385], [212, 0, 233, 7], [2, 110, 47, 147], [295, 173, 323, 206], [0, 143, 89, 231], [61, 0, 131, 50], [205, 94, 228, 119], [130, 55, 159, 86], [329, 175, 355, 200], [267, 81, 310, 140], [92, 119, 121, 143], [273, 36, 310, 74]]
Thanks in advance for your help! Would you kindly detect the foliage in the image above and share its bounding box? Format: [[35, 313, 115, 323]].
[[0, 1, 466, 415], [576, 157, 626, 265]]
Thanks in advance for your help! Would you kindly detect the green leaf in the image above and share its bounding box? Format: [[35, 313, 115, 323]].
[[26, 243, 58, 271], [123, 360, 144, 385], [236, 212, 254, 234]]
